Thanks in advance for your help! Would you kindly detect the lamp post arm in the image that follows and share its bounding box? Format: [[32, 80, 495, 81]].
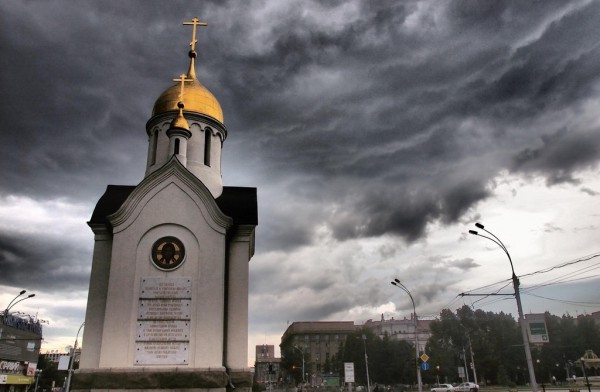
[[5, 297, 22, 313], [470, 232, 516, 277], [391, 281, 416, 313], [4, 291, 28, 315], [479, 227, 509, 254], [6, 295, 36, 314]]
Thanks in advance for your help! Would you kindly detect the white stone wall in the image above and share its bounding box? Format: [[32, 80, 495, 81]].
[[95, 166, 232, 368], [80, 227, 113, 369]]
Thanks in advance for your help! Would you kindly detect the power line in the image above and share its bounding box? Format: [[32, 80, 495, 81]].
[[445, 251, 600, 314], [523, 292, 600, 307], [460, 251, 600, 296], [519, 252, 600, 278]]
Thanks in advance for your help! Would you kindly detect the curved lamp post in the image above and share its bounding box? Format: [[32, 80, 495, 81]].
[[3, 290, 35, 317], [65, 322, 85, 392], [391, 279, 423, 392], [469, 222, 538, 392]]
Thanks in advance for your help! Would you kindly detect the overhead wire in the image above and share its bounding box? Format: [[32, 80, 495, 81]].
[[443, 250, 600, 314], [524, 293, 600, 307]]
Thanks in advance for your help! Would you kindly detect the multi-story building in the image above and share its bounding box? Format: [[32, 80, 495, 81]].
[[280, 321, 357, 385], [363, 314, 432, 353], [0, 313, 43, 392], [254, 345, 280, 385], [41, 348, 81, 367]]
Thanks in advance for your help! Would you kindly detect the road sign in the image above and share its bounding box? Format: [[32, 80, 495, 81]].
[[420, 354, 429, 362], [344, 363, 355, 383], [422, 363, 430, 371]]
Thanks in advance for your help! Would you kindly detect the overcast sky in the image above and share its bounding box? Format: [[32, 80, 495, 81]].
[[1, 0, 600, 365]]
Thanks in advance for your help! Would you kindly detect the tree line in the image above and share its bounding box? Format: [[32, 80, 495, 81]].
[[318, 306, 600, 387]]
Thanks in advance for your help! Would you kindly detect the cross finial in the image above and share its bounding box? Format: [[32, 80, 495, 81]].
[[173, 73, 193, 103], [183, 17, 207, 52]]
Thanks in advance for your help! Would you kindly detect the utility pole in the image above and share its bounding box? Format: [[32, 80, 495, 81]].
[[468, 335, 478, 386], [469, 223, 538, 392], [462, 347, 470, 383]]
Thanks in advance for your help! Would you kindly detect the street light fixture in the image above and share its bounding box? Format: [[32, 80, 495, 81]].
[[391, 279, 423, 392], [65, 322, 85, 392], [3, 290, 35, 318], [469, 222, 538, 392]]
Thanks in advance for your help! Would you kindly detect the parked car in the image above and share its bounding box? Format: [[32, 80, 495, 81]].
[[431, 384, 454, 392], [454, 382, 479, 392]]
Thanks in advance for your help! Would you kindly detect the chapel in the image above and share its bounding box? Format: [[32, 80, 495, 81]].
[[74, 18, 257, 392]]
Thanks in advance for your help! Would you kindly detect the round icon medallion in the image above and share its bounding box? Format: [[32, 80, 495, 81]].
[[151, 236, 185, 270]]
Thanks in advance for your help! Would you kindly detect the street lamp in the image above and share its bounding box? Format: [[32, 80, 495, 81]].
[[391, 279, 423, 392], [65, 322, 85, 392], [361, 334, 371, 392], [469, 222, 538, 392], [292, 345, 305, 386], [3, 290, 35, 317]]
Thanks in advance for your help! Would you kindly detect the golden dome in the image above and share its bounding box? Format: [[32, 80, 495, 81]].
[[169, 102, 190, 130], [152, 58, 224, 123]]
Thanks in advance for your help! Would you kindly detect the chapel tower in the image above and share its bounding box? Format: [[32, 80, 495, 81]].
[[74, 18, 257, 392]]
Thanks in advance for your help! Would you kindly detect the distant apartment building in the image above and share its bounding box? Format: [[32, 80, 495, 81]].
[[579, 310, 600, 327], [0, 313, 43, 392], [40, 348, 81, 367], [254, 344, 281, 385], [280, 321, 357, 384], [363, 314, 432, 353]]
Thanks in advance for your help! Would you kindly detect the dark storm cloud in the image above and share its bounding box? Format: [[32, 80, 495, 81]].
[[511, 128, 600, 185], [0, 232, 90, 290], [2, 0, 600, 266]]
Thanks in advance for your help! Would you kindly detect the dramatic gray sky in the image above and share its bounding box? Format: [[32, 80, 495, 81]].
[[1, 1, 600, 365]]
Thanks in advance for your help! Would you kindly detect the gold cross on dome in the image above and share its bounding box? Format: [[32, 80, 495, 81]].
[[173, 73, 192, 102], [183, 17, 207, 52]]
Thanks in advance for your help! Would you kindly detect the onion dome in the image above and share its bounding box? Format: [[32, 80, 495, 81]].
[[152, 50, 224, 123], [170, 102, 190, 130]]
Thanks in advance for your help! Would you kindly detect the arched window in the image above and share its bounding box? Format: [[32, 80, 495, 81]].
[[204, 128, 211, 166], [150, 128, 159, 165], [174, 138, 180, 155]]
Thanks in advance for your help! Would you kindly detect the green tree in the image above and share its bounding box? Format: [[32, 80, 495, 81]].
[[426, 306, 524, 385], [337, 328, 414, 386], [36, 355, 65, 392]]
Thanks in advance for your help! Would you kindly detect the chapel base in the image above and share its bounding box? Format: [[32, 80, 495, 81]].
[[72, 368, 252, 392]]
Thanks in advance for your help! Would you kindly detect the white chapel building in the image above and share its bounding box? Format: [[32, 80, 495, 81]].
[[74, 18, 257, 392]]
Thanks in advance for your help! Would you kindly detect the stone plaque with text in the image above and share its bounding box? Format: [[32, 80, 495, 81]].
[[139, 299, 191, 319], [135, 342, 189, 365], [136, 277, 192, 365], [137, 320, 190, 341], [140, 277, 192, 299]]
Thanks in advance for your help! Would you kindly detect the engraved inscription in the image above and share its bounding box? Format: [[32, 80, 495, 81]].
[[139, 299, 191, 319], [137, 320, 190, 341], [140, 277, 191, 299], [136, 277, 192, 365], [135, 342, 188, 365]]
